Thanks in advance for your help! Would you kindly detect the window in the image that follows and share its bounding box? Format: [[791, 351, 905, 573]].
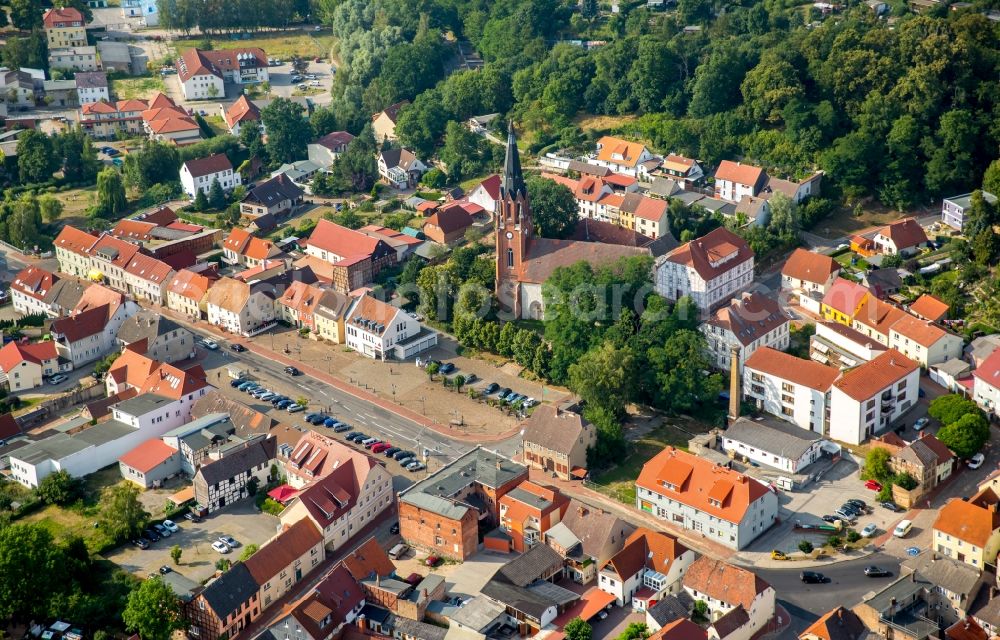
[[506, 248, 514, 268]]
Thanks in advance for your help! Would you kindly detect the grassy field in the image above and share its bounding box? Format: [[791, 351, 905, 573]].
[[19, 466, 122, 552], [203, 114, 230, 136], [56, 186, 98, 226], [173, 33, 339, 62], [573, 113, 638, 134], [591, 416, 709, 505], [111, 74, 166, 100]]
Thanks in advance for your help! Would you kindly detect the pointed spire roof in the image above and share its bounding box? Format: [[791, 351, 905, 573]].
[[502, 121, 526, 199]]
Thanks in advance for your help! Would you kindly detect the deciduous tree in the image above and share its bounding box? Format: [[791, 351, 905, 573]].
[[96, 168, 128, 218], [98, 482, 150, 543], [261, 97, 312, 165], [122, 577, 185, 640], [526, 176, 578, 239]]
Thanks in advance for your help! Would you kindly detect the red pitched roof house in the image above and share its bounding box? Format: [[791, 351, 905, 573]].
[[304, 220, 397, 279], [873, 218, 929, 256], [180, 153, 240, 199], [598, 527, 696, 609], [10, 267, 58, 316], [910, 293, 950, 323], [118, 439, 181, 488], [0, 341, 62, 392], [682, 557, 775, 640], [636, 447, 778, 550], [656, 227, 755, 313], [222, 95, 262, 136], [781, 248, 840, 294], [468, 174, 502, 215], [43, 7, 85, 28], [714, 161, 767, 202], [222, 228, 284, 268], [423, 204, 474, 245], [829, 349, 920, 444], [308, 131, 356, 168]]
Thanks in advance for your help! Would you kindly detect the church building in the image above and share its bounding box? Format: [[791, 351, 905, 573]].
[[495, 124, 663, 319]]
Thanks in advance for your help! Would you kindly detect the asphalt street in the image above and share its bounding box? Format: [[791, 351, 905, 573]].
[[757, 552, 903, 635]]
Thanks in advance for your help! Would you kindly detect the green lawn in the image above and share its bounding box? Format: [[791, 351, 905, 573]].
[[18, 466, 123, 552], [173, 33, 339, 62], [591, 419, 706, 505], [111, 74, 166, 100]]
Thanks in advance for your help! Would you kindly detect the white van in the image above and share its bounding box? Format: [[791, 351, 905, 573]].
[[893, 519, 913, 538], [389, 543, 409, 559]]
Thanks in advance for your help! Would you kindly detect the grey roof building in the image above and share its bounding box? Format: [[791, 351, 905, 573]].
[[42, 278, 88, 317], [199, 562, 260, 622], [723, 417, 825, 464], [481, 544, 579, 631], [646, 592, 694, 631], [448, 596, 506, 633]]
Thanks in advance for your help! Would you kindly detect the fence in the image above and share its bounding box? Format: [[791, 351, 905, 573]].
[[16, 382, 106, 429]]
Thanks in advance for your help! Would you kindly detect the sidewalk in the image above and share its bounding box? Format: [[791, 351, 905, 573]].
[[155, 304, 523, 445], [525, 467, 737, 561]]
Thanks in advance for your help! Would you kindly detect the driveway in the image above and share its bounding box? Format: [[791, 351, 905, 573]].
[[105, 501, 280, 583]]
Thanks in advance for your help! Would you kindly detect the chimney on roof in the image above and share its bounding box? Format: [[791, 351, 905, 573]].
[[728, 343, 741, 425]]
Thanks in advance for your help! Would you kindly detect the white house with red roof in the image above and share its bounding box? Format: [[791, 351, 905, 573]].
[[42, 7, 86, 49], [142, 93, 202, 144], [221, 95, 262, 136], [344, 293, 436, 360], [590, 136, 657, 178], [51, 286, 140, 368], [304, 219, 397, 276], [655, 227, 755, 313], [714, 161, 767, 203], [682, 557, 775, 640], [0, 341, 66, 392], [743, 347, 840, 433], [308, 131, 355, 168], [973, 349, 1000, 417], [180, 153, 241, 199], [176, 48, 226, 100], [873, 218, 928, 256], [279, 431, 393, 549], [636, 447, 778, 549], [701, 291, 790, 370], [222, 228, 284, 267], [780, 248, 840, 296], [468, 175, 502, 215], [828, 349, 921, 444], [10, 267, 58, 316], [118, 439, 181, 488], [597, 527, 695, 608]]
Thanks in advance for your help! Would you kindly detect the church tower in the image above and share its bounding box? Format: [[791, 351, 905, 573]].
[[495, 121, 533, 317]]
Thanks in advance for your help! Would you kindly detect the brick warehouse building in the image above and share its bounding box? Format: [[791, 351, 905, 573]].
[[397, 447, 528, 560]]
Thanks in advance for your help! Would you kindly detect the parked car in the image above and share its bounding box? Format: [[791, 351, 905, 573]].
[[334, 423, 352, 433], [860, 523, 878, 538], [276, 399, 294, 409], [864, 480, 883, 491], [846, 499, 869, 510], [270, 395, 289, 406], [323, 417, 340, 428], [132, 538, 150, 549], [305, 412, 322, 422], [497, 387, 511, 399], [800, 571, 827, 584], [864, 566, 892, 578], [396, 456, 414, 467], [425, 555, 441, 567], [153, 523, 171, 537], [362, 437, 381, 448], [484, 383, 499, 395], [523, 397, 538, 408], [384, 447, 401, 457], [372, 442, 392, 454], [230, 343, 247, 352], [230, 378, 245, 388], [465, 373, 478, 384], [821, 515, 840, 524], [394, 450, 415, 461], [287, 404, 305, 413], [345, 431, 363, 441], [771, 550, 788, 560], [162, 519, 179, 533], [914, 417, 930, 431], [48, 374, 68, 385], [219, 535, 238, 549], [439, 363, 455, 374], [237, 381, 256, 391], [407, 461, 426, 472], [881, 501, 901, 512], [183, 512, 202, 523], [143, 529, 160, 542], [212, 541, 230, 554], [968, 453, 986, 469], [199, 338, 219, 350], [349, 433, 369, 443]]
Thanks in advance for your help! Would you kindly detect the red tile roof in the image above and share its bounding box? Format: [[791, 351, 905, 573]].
[[89, 233, 141, 268], [890, 314, 951, 348], [715, 161, 765, 188], [43, 7, 85, 27], [821, 278, 870, 317], [373, 101, 409, 124], [340, 537, 395, 581], [910, 294, 949, 323], [973, 348, 1000, 390], [853, 296, 906, 338], [166, 269, 213, 302], [183, 153, 232, 178], [604, 527, 689, 581], [833, 349, 919, 401], [877, 217, 928, 251], [637, 447, 771, 524], [112, 219, 158, 241], [744, 346, 840, 391], [0, 341, 58, 373], [425, 205, 474, 235], [107, 347, 160, 390], [119, 439, 178, 474], [81, 100, 118, 115], [651, 619, 707, 640], [933, 496, 1000, 549], [51, 304, 112, 342], [781, 248, 839, 286], [478, 175, 501, 200], [138, 363, 210, 400], [664, 227, 753, 281], [125, 253, 174, 284], [11, 267, 57, 301], [682, 556, 771, 610], [314, 131, 355, 150], [0, 413, 20, 440], [798, 607, 867, 640], [706, 292, 788, 347], [116, 99, 149, 113], [306, 219, 382, 260], [54, 226, 99, 256], [945, 617, 989, 640], [596, 136, 648, 168], [224, 95, 261, 129], [244, 519, 323, 584]]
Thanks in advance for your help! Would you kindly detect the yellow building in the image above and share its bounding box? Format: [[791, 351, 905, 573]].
[[313, 290, 351, 344], [932, 491, 1000, 569], [820, 277, 870, 326], [43, 7, 87, 49]]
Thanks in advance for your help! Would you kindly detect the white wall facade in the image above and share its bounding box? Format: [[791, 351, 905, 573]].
[[684, 584, 775, 640], [828, 368, 921, 445], [598, 548, 696, 608], [179, 73, 225, 101], [889, 331, 964, 368], [180, 164, 241, 199], [715, 179, 757, 204], [701, 321, 789, 371], [743, 367, 829, 433], [345, 312, 422, 360], [655, 257, 754, 313]]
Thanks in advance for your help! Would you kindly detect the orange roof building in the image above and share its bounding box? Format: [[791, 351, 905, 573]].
[[714, 161, 767, 202], [594, 136, 654, 173], [743, 347, 840, 433], [874, 217, 929, 255], [932, 490, 1000, 569], [636, 447, 778, 550], [829, 349, 921, 445], [498, 481, 570, 553], [597, 527, 695, 608], [781, 248, 840, 293], [682, 556, 774, 636], [821, 278, 871, 325], [888, 314, 964, 366], [799, 606, 867, 640], [118, 439, 181, 488], [656, 227, 755, 313], [910, 293, 950, 323]]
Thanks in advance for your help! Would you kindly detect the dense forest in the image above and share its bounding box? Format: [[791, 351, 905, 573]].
[[184, 0, 1000, 210]]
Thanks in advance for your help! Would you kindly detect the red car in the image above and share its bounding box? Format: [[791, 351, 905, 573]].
[[425, 555, 441, 567], [865, 480, 883, 491], [372, 442, 392, 454]]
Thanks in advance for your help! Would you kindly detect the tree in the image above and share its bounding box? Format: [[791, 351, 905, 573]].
[[798, 540, 814, 554], [692, 600, 710, 623], [616, 623, 649, 640], [124, 140, 180, 191], [937, 412, 989, 459], [564, 618, 592, 640], [261, 97, 312, 164], [98, 482, 150, 543], [526, 176, 578, 239], [928, 394, 980, 426], [55, 128, 99, 183], [193, 188, 209, 211], [17, 130, 58, 183], [9, 0, 41, 30], [2, 31, 47, 71], [208, 177, 227, 210], [122, 577, 185, 640], [0, 524, 71, 622], [426, 361, 440, 380], [96, 168, 128, 218], [862, 447, 893, 483], [239, 120, 267, 162], [569, 342, 635, 421], [983, 159, 1000, 196], [39, 195, 64, 223], [215, 558, 231, 572], [332, 125, 378, 193], [240, 544, 260, 561], [36, 470, 80, 506], [170, 545, 182, 565]]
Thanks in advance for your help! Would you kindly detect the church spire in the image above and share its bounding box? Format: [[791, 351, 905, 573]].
[[501, 120, 525, 199]]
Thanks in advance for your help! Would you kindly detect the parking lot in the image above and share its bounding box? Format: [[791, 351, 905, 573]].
[[266, 60, 334, 105], [105, 502, 280, 583]]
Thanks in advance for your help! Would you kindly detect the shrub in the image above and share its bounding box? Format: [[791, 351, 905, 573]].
[[828, 535, 843, 548], [846, 530, 862, 543], [798, 540, 814, 553]]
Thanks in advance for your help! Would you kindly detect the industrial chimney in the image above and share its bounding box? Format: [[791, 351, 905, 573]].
[[728, 343, 741, 425]]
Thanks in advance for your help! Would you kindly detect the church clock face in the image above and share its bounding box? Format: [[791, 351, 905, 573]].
[[505, 232, 513, 239]]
